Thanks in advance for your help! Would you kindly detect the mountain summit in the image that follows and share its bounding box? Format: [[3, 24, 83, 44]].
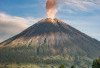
[[0, 18, 100, 67]]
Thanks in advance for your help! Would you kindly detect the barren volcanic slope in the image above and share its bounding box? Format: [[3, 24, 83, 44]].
[[0, 18, 100, 67]]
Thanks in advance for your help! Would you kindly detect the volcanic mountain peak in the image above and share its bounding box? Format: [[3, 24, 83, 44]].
[[19, 18, 71, 37], [38, 18, 65, 24], [0, 18, 100, 68]]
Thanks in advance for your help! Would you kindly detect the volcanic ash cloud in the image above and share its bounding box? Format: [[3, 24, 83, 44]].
[[46, 0, 58, 19]]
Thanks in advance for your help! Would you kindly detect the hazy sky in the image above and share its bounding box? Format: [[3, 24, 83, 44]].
[[0, 0, 100, 42]]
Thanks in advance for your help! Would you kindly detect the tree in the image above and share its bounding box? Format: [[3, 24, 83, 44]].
[[92, 57, 100, 68], [71, 65, 75, 68], [59, 64, 65, 68]]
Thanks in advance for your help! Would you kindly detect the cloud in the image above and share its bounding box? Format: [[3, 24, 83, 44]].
[[59, 0, 100, 13], [65, 0, 95, 10], [0, 13, 39, 43]]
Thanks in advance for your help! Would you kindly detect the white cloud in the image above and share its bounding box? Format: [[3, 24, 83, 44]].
[[60, 0, 100, 12], [0, 13, 39, 43]]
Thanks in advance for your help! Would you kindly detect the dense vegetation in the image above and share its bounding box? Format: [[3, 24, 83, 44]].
[[92, 57, 100, 68], [0, 48, 100, 68], [59, 64, 66, 68], [0, 45, 93, 68], [58, 57, 100, 68]]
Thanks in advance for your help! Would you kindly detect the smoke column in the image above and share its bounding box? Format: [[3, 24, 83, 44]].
[[46, 0, 58, 19]]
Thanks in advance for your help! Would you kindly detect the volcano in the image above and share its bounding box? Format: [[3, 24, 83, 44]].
[[0, 18, 100, 67]]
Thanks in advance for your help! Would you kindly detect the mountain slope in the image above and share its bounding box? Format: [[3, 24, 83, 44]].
[[0, 18, 100, 67]]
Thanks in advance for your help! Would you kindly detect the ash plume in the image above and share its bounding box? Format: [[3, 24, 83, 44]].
[[46, 0, 58, 18]]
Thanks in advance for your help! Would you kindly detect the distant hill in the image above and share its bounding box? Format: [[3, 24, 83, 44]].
[[0, 18, 100, 67]]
